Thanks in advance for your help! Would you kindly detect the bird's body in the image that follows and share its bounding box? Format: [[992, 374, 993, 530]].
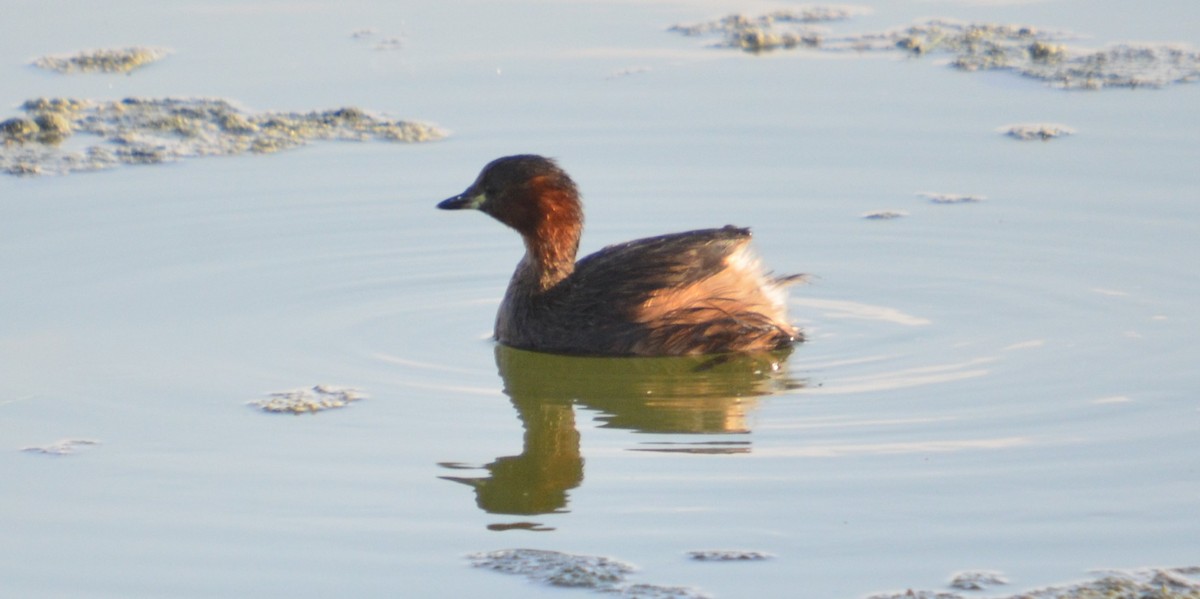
[[438, 155, 802, 356]]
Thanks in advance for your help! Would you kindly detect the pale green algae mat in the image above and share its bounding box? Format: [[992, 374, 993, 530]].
[[868, 567, 1200, 598], [0, 97, 445, 176], [468, 550, 1200, 598], [1, 45, 445, 176], [248, 385, 366, 415], [669, 7, 1200, 90], [31, 46, 170, 74]]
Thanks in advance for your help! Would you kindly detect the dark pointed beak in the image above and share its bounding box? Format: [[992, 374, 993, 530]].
[[437, 190, 484, 210], [437, 194, 469, 210]]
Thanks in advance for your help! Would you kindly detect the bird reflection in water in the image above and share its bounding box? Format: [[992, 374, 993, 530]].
[[439, 345, 803, 529]]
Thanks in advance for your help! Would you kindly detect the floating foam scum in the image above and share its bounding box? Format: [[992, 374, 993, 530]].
[[669, 6, 871, 52], [1, 97, 447, 176], [1000, 123, 1075, 141], [468, 549, 710, 598], [33, 47, 170, 74], [918, 192, 986, 204], [250, 385, 366, 415], [470, 549, 633, 589], [862, 210, 908, 220], [21, 439, 100, 456], [669, 5, 870, 35], [687, 550, 774, 562], [948, 570, 1008, 591], [670, 11, 1200, 89], [867, 566, 1200, 599]]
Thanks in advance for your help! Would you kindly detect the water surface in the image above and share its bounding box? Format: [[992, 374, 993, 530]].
[[2, 1, 1199, 597]]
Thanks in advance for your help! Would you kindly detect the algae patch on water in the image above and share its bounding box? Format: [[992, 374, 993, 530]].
[[249, 385, 365, 415], [862, 210, 909, 220], [1, 97, 447, 176], [670, 10, 1200, 89], [918, 192, 986, 204], [469, 549, 709, 598], [868, 566, 1200, 599], [1001, 123, 1075, 141], [947, 570, 1008, 591], [33, 47, 170, 74], [21, 439, 100, 456], [687, 550, 774, 562], [669, 6, 870, 53]]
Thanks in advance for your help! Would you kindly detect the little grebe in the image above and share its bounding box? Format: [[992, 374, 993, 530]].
[[437, 155, 803, 356]]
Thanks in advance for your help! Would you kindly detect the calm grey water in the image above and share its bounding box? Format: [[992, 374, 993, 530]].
[[3, 1, 1199, 597]]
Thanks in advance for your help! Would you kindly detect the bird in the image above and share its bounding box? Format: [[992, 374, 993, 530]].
[[437, 154, 803, 356]]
